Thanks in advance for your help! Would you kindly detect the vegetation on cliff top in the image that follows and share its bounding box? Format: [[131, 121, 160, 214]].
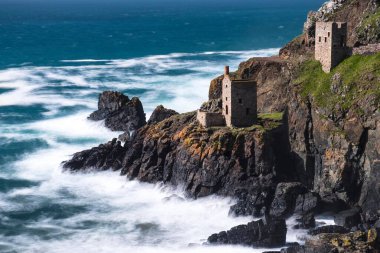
[[295, 53, 380, 115]]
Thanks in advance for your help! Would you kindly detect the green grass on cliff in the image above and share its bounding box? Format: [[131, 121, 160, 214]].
[[295, 53, 380, 114], [357, 8, 380, 41], [258, 112, 283, 121]]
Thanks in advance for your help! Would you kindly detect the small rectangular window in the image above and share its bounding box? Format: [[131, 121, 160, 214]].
[[246, 108, 250, 115], [325, 37, 327, 43], [226, 105, 228, 115], [238, 98, 242, 104], [319, 37, 321, 42], [328, 32, 330, 37], [226, 97, 228, 101]]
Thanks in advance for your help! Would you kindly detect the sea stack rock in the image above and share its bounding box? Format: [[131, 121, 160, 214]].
[[88, 91, 146, 132]]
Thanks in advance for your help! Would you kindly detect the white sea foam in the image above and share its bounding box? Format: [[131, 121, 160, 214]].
[[4, 142, 260, 253]]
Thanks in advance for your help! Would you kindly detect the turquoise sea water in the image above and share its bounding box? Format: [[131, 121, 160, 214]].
[[0, 1, 325, 252]]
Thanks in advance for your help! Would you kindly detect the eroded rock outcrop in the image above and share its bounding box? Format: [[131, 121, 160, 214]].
[[88, 91, 146, 132], [64, 111, 294, 218], [62, 138, 125, 172]]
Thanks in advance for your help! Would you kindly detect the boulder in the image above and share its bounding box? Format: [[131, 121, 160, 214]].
[[334, 208, 362, 229], [270, 182, 307, 218], [294, 192, 321, 215], [207, 217, 287, 248], [147, 105, 178, 125], [229, 189, 268, 217], [309, 225, 349, 236], [88, 91, 146, 132], [293, 212, 316, 229]]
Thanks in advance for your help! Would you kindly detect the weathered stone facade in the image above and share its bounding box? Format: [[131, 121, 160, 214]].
[[222, 67, 257, 127], [315, 22, 348, 73], [196, 110, 225, 128], [197, 66, 257, 128]]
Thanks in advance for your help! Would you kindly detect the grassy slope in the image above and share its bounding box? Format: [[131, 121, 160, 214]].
[[294, 53, 380, 115], [357, 8, 380, 42]]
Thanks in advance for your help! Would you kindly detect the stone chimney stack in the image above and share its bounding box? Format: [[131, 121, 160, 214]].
[[224, 66, 230, 76]]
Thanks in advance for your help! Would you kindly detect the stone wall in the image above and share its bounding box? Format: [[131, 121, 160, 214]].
[[315, 22, 348, 73], [352, 43, 380, 55], [230, 80, 257, 127], [222, 76, 233, 127], [196, 110, 225, 128], [222, 75, 257, 127], [331, 22, 348, 69]]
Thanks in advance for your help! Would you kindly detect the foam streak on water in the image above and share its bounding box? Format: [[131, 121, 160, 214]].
[[0, 49, 295, 253]]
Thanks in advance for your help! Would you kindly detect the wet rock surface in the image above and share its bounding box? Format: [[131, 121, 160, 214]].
[[62, 138, 125, 172], [269, 182, 307, 218], [293, 212, 316, 229], [207, 217, 287, 248]]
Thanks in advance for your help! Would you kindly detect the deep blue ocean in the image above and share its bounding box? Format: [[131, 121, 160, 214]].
[[0, 1, 327, 252]]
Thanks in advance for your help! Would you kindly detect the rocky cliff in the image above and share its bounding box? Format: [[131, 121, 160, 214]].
[[62, 0, 380, 251]]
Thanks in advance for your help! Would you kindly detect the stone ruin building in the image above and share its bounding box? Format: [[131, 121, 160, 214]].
[[315, 21, 348, 73], [197, 66, 257, 128]]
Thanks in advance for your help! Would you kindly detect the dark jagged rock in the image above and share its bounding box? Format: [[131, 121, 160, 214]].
[[88, 91, 146, 132], [293, 212, 316, 229], [270, 182, 307, 218], [334, 208, 362, 229], [147, 105, 178, 125], [318, 194, 348, 214], [309, 225, 349, 236], [363, 210, 380, 226], [294, 192, 321, 215], [229, 189, 269, 217], [207, 218, 287, 248], [64, 111, 292, 203], [62, 138, 125, 172]]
